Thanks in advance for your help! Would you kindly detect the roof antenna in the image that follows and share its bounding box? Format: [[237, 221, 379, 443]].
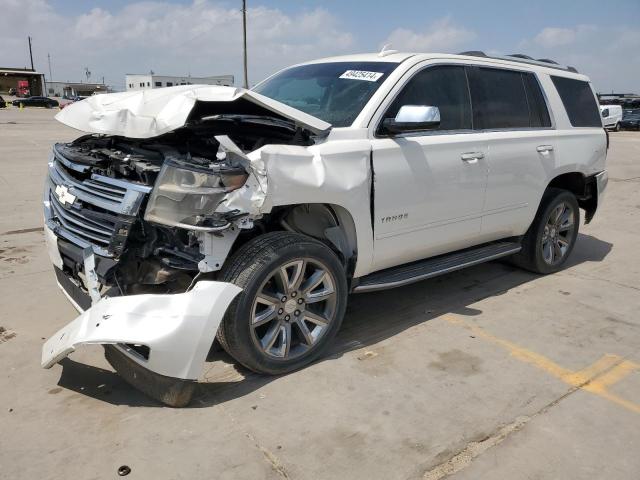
[[378, 44, 398, 57]]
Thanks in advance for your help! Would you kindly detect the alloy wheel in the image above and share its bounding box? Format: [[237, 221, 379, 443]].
[[250, 258, 337, 360], [541, 201, 575, 265]]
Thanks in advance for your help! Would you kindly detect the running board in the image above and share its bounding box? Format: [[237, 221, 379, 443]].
[[353, 241, 521, 293]]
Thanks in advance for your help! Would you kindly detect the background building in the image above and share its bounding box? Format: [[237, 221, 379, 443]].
[[0, 68, 45, 96], [125, 73, 234, 91], [46, 81, 110, 98]]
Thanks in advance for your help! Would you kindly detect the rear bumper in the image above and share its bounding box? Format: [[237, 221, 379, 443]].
[[583, 170, 608, 224], [595, 170, 608, 205]]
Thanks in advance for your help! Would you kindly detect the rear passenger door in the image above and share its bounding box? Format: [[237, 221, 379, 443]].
[[466, 66, 555, 240]]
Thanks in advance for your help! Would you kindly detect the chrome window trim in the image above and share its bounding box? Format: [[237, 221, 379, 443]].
[[369, 60, 558, 139]]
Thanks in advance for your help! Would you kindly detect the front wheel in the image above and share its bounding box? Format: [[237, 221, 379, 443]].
[[512, 188, 579, 274], [217, 232, 348, 374]]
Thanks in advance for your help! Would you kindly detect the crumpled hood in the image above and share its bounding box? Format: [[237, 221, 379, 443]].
[[55, 84, 332, 139]]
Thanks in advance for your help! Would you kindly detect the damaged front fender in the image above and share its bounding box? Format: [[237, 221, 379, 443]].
[[41, 281, 241, 380]]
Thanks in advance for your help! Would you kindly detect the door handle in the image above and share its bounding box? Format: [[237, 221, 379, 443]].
[[461, 152, 484, 163], [536, 145, 554, 153]]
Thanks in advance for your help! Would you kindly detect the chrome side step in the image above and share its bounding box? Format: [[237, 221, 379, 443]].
[[353, 241, 521, 293]]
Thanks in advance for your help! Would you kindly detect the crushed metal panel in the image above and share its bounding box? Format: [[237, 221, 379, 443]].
[[214, 135, 268, 215], [254, 141, 375, 277], [41, 281, 241, 379], [55, 85, 331, 138]]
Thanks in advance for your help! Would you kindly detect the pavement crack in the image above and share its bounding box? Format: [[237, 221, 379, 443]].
[[245, 432, 290, 479], [421, 355, 631, 480], [215, 404, 290, 479], [421, 415, 530, 480]]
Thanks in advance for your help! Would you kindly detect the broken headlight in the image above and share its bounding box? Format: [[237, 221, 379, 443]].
[[144, 160, 248, 230]]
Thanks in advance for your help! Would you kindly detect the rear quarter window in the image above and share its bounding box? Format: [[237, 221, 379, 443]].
[[551, 76, 601, 127]]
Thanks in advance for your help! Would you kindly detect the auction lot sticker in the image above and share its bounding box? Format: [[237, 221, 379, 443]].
[[339, 70, 384, 82]]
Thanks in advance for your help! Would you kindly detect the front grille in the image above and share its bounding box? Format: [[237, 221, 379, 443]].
[[49, 148, 152, 216], [49, 190, 117, 248], [45, 150, 152, 257]]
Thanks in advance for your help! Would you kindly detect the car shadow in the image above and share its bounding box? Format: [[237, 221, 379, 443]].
[[56, 358, 158, 406], [56, 233, 612, 408]]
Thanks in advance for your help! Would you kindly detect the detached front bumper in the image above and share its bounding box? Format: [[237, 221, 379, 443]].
[[43, 222, 242, 406], [42, 280, 241, 378], [42, 278, 241, 405]]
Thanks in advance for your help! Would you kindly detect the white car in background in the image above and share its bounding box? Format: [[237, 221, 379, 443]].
[[600, 104, 623, 131], [41, 50, 608, 406]]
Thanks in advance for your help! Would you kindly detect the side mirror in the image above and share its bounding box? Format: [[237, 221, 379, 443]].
[[602, 108, 609, 118], [382, 105, 440, 135]]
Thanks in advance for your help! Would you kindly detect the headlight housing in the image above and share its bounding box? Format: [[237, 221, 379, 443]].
[[144, 160, 248, 230]]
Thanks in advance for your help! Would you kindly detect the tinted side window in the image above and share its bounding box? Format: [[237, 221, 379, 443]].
[[468, 67, 530, 129], [551, 76, 601, 127], [382, 65, 472, 131], [523, 73, 551, 128]]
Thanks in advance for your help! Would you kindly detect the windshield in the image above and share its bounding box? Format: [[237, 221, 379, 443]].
[[253, 61, 399, 127]]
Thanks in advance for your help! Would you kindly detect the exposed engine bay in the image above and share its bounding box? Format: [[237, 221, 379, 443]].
[[47, 114, 317, 299], [42, 84, 373, 398]]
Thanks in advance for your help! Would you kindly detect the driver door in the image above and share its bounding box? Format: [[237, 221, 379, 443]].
[[370, 64, 488, 271]]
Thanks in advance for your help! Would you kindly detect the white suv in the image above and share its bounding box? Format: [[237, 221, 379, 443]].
[[42, 51, 608, 405]]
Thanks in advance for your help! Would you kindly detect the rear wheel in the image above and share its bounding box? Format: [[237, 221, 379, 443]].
[[615, 122, 621, 132], [512, 188, 579, 274], [217, 232, 348, 374]]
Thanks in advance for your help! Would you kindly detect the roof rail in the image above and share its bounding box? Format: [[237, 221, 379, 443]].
[[457, 50, 487, 57], [456, 51, 579, 73]]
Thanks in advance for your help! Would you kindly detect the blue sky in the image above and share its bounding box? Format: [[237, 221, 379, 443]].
[[3, 0, 640, 91]]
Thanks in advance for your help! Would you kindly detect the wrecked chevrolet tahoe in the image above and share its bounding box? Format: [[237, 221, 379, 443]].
[[42, 52, 608, 406]]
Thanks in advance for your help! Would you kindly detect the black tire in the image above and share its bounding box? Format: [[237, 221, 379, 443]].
[[45, 103, 52, 109], [217, 231, 348, 375], [511, 188, 580, 274], [615, 122, 621, 132]]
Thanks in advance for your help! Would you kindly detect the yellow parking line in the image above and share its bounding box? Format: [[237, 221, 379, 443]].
[[564, 354, 624, 386], [582, 361, 640, 414], [443, 315, 640, 414]]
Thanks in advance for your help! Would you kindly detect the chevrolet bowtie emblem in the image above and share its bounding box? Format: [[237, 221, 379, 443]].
[[55, 184, 76, 206]]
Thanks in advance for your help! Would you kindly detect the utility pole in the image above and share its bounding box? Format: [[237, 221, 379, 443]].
[[28, 36, 34, 71], [242, 0, 248, 88], [47, 53, 53, 81]]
